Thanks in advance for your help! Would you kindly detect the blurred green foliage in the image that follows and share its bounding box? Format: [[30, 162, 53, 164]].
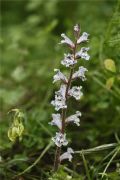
[[0, 0, 120, 179]]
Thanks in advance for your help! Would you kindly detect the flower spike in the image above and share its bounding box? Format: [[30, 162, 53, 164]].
[[50, 24, 90, 171]]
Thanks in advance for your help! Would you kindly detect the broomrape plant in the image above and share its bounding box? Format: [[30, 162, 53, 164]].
[[49, 24, 90, 171]]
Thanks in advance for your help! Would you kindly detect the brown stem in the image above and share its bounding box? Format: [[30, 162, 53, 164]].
[[53, 146, 61, 171], [61, 68, 74, 133], [53, 40, 77, 172]]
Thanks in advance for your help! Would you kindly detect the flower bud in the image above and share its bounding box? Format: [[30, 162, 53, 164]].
[[8, 109, 24, 142], [8, 120, 24, 142], [74, 24, 80, 38]]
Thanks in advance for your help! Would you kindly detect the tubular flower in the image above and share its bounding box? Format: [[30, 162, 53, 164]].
[[49, 114, 62, 130], [60, 148, 74, 162], [66, 111, 81, 126], [53, 69, 68, 84], [51, 85, 67, 111], [60, 33, 75, 48], [61, 53, 77, 67], [52, 132, 68, 147], [68, 86, 83, 100], [72, 66, 88, 81], [77, 32, 89, 44], [76, 47, 90, 60]]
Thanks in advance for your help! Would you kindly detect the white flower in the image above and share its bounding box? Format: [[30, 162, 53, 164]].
[[77, 32, 89, 44], [66, 111, 81, 126], [52, 132, 68, 147], [72, 66, 88, 81], [76, 47, 90, 60], [53, 69, 68, 83], [74, 24, 80, 33], [60, 147, 74, 162], [61, 53, 77, 67], [68, 86, 83, 100], [51, 85, 67, 111], [49, 114, 62, 130], [60, 33, 75, 48], [59, 84, 66, 98]]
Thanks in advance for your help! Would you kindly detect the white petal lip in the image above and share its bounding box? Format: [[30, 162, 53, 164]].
[[61, 53, 77, 67], [52, 132, 68, 147], [49, 113, 62, 129], [60, 33, 75, 48], [72, 66, 88, 81], [76, 47, 90, 60], [53, 69, 68, 83], [59, 84, 66, 98], [51, 97, 67, 111], [67, 147, 74, 154], [51, 85, 67, 111], [66, 111, 81, 126], [68, 86, 83, 100], [77, 32, 89, 44]]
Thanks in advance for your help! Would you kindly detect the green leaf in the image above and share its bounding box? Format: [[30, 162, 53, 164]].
[[104, 59, 116, 73], [106, 77, 115, 89]]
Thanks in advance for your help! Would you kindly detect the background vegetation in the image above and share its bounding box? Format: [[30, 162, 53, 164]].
[[0, 0, 120, 179]]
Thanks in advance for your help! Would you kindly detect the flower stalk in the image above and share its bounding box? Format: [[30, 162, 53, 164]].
[[50, 24, 90, 171]]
